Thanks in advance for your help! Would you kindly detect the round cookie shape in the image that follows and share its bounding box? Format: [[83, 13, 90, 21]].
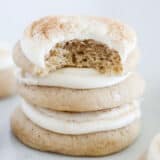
[[18, 73, 145, 112], [20, 16, 136, 70], [11, 108, 140, 157]]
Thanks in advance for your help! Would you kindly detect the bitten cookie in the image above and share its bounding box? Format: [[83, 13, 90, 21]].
[[13, 41, 140, 77]]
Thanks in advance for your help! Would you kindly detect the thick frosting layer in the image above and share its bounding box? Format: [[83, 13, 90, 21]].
[[147, 134, 160, 160], [20, 16, 136, 68], [0, 43, 13, 69], [17, 67, 131, 89], [21, 99, 140, 135]]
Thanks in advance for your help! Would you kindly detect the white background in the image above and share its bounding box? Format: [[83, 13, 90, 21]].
[[0, 0, 160, 159]]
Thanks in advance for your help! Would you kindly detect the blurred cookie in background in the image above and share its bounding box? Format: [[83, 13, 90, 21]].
[[140, 134, 160, 160], [0, 43, 16, 98]]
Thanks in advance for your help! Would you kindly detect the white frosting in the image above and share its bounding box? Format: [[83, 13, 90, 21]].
[[21, 99, 140, 135], [0, 43, 13, 69], [20, 17, 136, 68], [17, 67, 131, 89], [147, 134, 160, 160]]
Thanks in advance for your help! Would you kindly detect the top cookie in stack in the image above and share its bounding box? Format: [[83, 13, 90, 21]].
[[11, 16, 145, 156]]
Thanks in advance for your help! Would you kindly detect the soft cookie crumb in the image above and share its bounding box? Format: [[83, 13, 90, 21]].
[[45, 39, 123, 75]]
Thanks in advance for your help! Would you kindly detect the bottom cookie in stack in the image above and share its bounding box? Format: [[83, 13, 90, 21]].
[[11, 99, 141, 156]]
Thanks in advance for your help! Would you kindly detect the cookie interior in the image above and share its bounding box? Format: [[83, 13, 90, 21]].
[[45, 39, 123, 75]]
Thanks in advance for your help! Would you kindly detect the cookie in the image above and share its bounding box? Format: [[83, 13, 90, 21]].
[[17, 16, 137, 76], [13, 42, 139, 77], [0, 44, 16, 97], [17, 73, 144, 112], [140, 134, 160, 160], [11, 107, 140, 156], [0, 68, 16, 97]]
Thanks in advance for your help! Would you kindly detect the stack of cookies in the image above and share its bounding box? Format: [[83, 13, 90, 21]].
[[11, 16, 145, 156]]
